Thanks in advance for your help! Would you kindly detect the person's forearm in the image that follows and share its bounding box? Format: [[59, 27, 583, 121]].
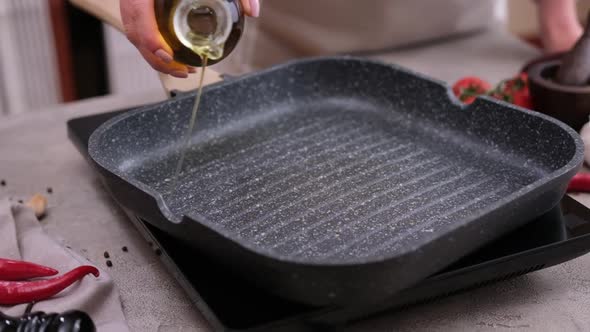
[[535, 0, 582, 52]]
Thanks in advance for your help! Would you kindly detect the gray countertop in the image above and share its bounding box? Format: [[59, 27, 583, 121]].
[[2, 28, 590, 331]]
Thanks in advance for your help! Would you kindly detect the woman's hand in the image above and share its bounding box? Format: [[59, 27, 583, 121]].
[[120, 0, 259, 78], [535, 0, 582, 53]]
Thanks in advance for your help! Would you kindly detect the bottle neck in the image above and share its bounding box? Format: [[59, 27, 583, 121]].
[[173, 0, 233, 60]]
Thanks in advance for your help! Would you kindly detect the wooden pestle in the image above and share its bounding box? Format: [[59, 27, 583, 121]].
[[556, 11, 590, 86]]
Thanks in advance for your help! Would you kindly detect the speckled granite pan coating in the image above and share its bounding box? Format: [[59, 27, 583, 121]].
[[88, 57, 583, 306]]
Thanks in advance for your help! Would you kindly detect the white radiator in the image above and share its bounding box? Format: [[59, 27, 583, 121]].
[[0, 0, 61, 116]]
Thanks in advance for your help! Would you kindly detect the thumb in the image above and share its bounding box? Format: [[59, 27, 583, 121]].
[[241, 0, 260, 17]]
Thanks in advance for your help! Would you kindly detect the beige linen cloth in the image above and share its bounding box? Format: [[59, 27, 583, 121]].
[[0, 198, 129, 332]]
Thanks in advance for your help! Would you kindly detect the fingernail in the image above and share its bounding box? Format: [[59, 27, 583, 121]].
[[249, 0, 259, 17], [188, 67, 197, 73], [155, 49, 173, 63], [171, 70, 188, 78]]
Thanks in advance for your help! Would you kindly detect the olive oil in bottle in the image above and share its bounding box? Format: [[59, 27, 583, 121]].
[[155, 0, 245, 66], [155, 0, 245, 190]]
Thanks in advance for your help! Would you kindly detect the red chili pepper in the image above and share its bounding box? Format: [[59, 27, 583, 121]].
[[0, 265, 99, 305], [452, 77, 492, 104], [0, 258, 58, 281], [567, 173, 590, 193]]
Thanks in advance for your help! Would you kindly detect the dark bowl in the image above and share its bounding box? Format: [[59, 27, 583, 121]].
[[528, 60, 590, 132]]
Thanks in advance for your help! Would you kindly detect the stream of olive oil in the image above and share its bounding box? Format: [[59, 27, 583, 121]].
[[171, 55, 209, 191], [169, 5, 227, 191]]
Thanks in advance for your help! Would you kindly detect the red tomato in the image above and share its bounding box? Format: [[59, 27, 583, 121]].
[[452, 77, 492, 104]]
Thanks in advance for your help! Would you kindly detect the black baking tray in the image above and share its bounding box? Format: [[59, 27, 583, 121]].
[[69, 107, 590, 331], [86, 57, 583, 306]]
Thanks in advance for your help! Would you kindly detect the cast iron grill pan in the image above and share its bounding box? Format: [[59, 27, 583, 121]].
[[88, 57, 583, 306]]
